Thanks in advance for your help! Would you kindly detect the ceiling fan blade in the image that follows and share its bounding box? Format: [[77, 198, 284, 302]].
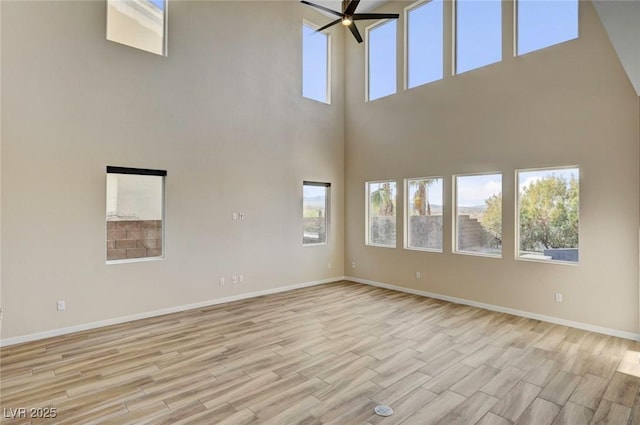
[[352, 13, 400, 21], [300, 1, 343, 18], [344, 0, 360, 16], [316, 18, 342, 32], [348, 23, 363, 43]]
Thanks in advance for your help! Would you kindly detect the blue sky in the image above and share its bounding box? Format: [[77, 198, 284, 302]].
[[369, 20, 397, 100], [518, 168, 579, 192], [302, 24, 329, 103], [303, 0, 578, 100], [457, 174, 502, 207], [408, 0, 443, 89]]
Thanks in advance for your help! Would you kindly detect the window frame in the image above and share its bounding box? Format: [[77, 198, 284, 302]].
[[453, 171, 503, 258], [106, 166, 166, 265], [365, 19, 398, 102], [515, 166, 580, 265], [404, 0, 444, 90], [302, 20, 332, 104], [302, 181, 331, 247], [404, 176, 444, 252], [365, 180, 398, 248]]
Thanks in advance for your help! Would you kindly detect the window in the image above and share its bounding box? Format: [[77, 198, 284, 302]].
[[106, 166, 165, 262], [406, 0, 444, 89], [454, 173, 502, 256], [367, 20, 397, 101], [302, 23, 330, 103], [106, 0, 168, 56], [455, 0, 502, 74], [517, 167, 579, 263], [405, 177, 444, 251], [366, 181, 397, 247], [303, 181, 330, 245], [516, 0, 578, 56]]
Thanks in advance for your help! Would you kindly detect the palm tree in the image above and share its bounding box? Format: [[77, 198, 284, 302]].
[[370, 183, 394, 216], [412, 179, 435, 216]]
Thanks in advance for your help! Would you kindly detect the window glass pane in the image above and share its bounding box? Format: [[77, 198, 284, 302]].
[[303, 183, 329, 245], [407, 0, 444, 88], [107, 0, 167, 56], [406, 177, 443, 251], [456, 0, 502, 74], [107, 173, 164, 261], [517, 168, 579, 262], [367, 181, 397, 247], [517, 0, 578, 56], [368, 20, 397, 101], [455, 173, 502, 256], [302, 24, 329, 103]]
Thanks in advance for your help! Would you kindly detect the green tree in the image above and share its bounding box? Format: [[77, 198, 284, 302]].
[[410, 179, 436, 216], [519, 175, 578, 251], [480, 193, 502, 244]]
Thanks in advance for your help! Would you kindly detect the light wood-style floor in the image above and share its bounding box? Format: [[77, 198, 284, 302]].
[[2, 281, 640, 424]]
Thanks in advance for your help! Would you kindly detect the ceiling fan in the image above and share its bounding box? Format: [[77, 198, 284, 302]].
[[300, 0, 399, 43]]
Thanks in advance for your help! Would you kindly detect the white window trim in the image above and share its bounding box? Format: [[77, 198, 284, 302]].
[[365, 180, 398, 248], [404, 176, 444, 252], [365, 19, 396, 102], [452, 171, 502, 258], [514, 165, 580, 266], [451, 0, 458, 76], [302, 20, 332, 105]]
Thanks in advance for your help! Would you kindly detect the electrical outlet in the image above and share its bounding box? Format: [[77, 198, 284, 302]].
[[232, 275, 238, 284], [232, 213, 238, 220], [555, 293, 563, 303], [219, 277, 225, 285], [352, 261, 356, 268], [239, 274, 244, 283], [239, 213, 245, 220], [416, 272, 421, 279], [57, 300, 66, 311]]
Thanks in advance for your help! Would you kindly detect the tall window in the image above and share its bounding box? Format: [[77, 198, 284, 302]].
[[455, 0, 502, 74], [106, 166, 165, 262], [406, 0, 443, 89], [367, 20, 397, 101], [302, 23, 330, 104], [517, 167, 579, 263], [406, 177, 443, 251], [303, 181, 330, 245], [366, 181, 397, 247], [454, 173, 502, 256], [517, 0, 578, 56]]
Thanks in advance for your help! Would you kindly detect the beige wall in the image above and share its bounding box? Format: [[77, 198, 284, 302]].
[[0, 1, 345, 339], [344, 1, 640, 333]]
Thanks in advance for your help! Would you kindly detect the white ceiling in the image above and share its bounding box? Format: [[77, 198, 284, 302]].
[[307, 0, 388, 16], [586, 1, 640, 96]]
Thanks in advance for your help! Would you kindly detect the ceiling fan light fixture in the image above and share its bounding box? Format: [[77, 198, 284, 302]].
[[342, 16, 352, 26]]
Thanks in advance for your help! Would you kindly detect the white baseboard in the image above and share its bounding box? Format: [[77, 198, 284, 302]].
[[347, 276, 640, 342], [0, 276, 345, 347]]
